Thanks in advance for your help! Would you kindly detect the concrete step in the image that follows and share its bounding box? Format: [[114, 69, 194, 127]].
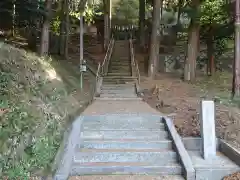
[[110, 62, 130, 66], [81, 130, 169, 140], [103, 79, 136, 83], [101, 85, 135, 89], [73, 151, 177, 163], [100, 93, 137, 97], [82, 121, 165, 131], [79, 140, 172, 150], [100, 94, 138, 98], [94, 97, 142, 101], [103, 76, 136, 79], [103, 79, 134, 82], [108, 69, 131, 72], [68, 175, 185, 180], [107, 73, 132, 76], [102, 81, 135, 84], [82, 114, 163, 123], [101, 87, 135, 91], [109, 66, 130, 68], [102, 81, 135, 85], [110, 61, 130, 63], [100, 90, 136, 94], [106, 73, 131, 75], [104, 77, 135, 81], [100, 88, 136, 92], [70, 162, 182, 175]]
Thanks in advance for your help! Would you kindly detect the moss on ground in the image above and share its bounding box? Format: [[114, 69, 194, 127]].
[[0, 42, 94, 178]]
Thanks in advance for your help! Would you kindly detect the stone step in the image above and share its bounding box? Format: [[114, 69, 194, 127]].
[[100, 92, 137, 96], [94, 97, 142, 101], [100, 94, 138, 98], [82, 121, 165, 130], [108, 69, 130, 71], [102, 83, 134, 85], [82, 114, 163, 123], [102, 80, 134, 83], [105, 74, 131, 77], [109, 63, 130, 65], [69, 175, 185, 180], [101, 88, 135, 91], [110, 58, 130, 61], [101, 84, 135, 88], [108, 69, 131, 73], [70, 162, 182, 175], [109, 65, 130, 68], [101, 86, 135, 90], [107, 73, 132, 76], [103, 80, 135, 84], [102, 82, 135, 85], [73, 151, 177, 163], [104, 76, 135, 79], [81, 130, 169, 140], [103, 77, 135, 81], [79, 140, 172, 150]]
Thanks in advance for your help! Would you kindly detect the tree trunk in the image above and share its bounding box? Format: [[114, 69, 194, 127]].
[[104, 14, 109, 50], [158, 0, 164, 72], [103, 0, 110, 51], [206, 28, 214, 76], [183, 0, 200, 82], [40, 0, 52, 56], [64, 0, 69, 59], [59, 0, 65, 56], [148, 0, 161, 78], [12, 0, 16, 37], [232, 0, 240, 98], [139, 0, 145, 51]]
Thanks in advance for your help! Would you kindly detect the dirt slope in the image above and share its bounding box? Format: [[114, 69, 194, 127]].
[[0, 42, 94, 178]]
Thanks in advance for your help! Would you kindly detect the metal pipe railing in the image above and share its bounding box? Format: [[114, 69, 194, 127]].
[[129, 38, 140, 85], [94, 36, 115, 96]]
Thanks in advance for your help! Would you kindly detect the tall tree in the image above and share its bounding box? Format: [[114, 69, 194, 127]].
[[64, 0, 69, 58], [183, 0, 200, 81], [103, 0, 110, 50], [59, 0, 70, 58], [40, 0, 53, 56], [148, 0, 161, 78], [139, 0, 145, 51], [232, 0, 240, 98]]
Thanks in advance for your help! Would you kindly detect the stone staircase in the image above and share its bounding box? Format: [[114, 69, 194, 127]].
[[54, 37, 240, 180], [98, 40, 139, 99], [69, 115, 184, 179]]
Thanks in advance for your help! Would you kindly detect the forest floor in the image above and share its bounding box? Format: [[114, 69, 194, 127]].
[[135, 51, 240, 150]]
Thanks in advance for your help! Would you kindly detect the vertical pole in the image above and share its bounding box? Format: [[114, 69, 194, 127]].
[[80, 15, 84, 90], [109, 0, 112, 34], [233, 0, 240, 97]]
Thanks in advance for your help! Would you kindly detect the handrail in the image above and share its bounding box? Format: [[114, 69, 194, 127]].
[[129, 38, 140, 85], [94, 36, 114, 97], [100, 36, 114, 75]]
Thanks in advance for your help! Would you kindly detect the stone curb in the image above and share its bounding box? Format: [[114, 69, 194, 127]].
[[53, 116, 84, 180], [219, 139, 240, 167], [163, 117, 196, 180]]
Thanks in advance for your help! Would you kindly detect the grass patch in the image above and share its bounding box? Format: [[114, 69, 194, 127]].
[[0, 42, 93, 178], [193, 71, 240, 106]]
